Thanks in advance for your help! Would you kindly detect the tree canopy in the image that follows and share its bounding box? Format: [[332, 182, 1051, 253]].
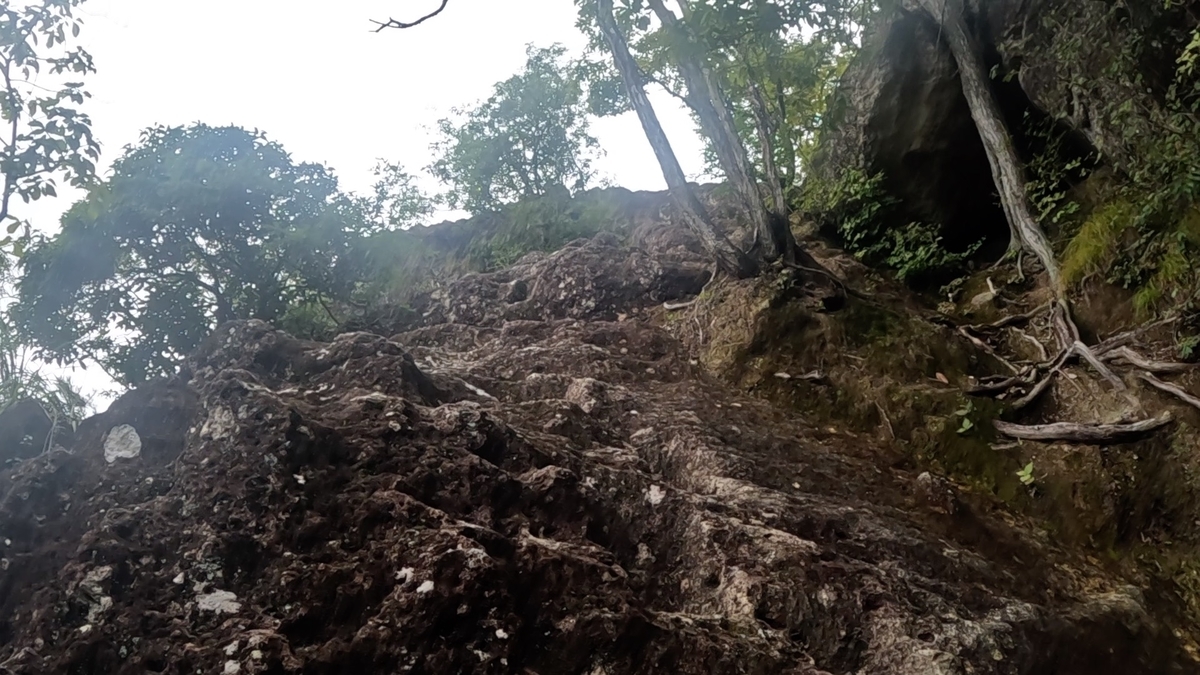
[[429, 43, 602, 214], [12, 123, 369, 385], [356, 160, 435, 231], [0, 0, 99, 255]]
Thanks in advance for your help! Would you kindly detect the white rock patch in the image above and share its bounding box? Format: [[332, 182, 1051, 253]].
[[200, 407, 237, 441], [646, 484, 666, 506], [103, 425, 142, 464], [197, 590, 242, 614]]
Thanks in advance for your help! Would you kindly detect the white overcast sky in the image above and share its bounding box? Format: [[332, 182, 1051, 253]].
[[19, 0, 710, 407]]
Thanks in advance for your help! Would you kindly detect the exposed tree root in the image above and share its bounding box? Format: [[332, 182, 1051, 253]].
[[1139, 373, 1200, 412], [907, 0, 1200, 445], [964, 313, 1199, 434], [1106, 347, 1194, 374], [993, 412, 1173, 444]]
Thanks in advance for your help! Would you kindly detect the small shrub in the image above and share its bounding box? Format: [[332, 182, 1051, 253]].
[[803, 169, 978, 285]]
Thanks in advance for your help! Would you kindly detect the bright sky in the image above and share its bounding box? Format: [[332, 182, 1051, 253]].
[[20, 0, 710, 409]]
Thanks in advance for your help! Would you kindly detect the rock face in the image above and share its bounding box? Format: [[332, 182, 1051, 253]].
[[0, 236, 1194, 673], [813, 0, 1198, 249]]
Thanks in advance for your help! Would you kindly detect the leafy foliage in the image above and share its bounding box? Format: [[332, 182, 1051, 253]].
[[573, 0, 869, 197], [0, 0, 99, 255], [13, 123, 369, 385], [0, 258, 89, 427], [429, 44, 601, 214], [1047, 1, 1200, 317], [1022, 114, 1090, 232], [355, 160, 434, 231], [803, 169, 977, 283], [353, 187, 625, 308]]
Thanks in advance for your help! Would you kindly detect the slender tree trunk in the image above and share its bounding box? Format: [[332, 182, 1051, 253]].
[[916, 0, 1116, 369], [748, 81, 789, 226], [915, 0, 1057, 290], [647, 0, 796, 264], [596, 0, 757, 277], [773, 80, 798, 192]]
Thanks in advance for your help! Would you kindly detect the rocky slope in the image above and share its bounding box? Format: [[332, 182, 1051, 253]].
[[0, 234, 1194, 674]]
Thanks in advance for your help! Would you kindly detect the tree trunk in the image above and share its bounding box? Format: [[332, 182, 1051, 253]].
[[915, 0, 1058, 291], [748, 81, 789, 227], [596, 0, 757, 277], [647, 0, 796, 264]]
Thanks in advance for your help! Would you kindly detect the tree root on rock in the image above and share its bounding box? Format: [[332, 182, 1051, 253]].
[[909, 0, 1200, 443], [1139, 373, 1200, 412], [964, 314, 1198, 440], [993, 412, 1174, 444]]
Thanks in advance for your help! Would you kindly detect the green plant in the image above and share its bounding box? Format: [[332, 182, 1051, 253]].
[[0, 0, 99, 257], [1016, 461, 1036, 486], [0, 258, 91, 427], [1042, 1, 1200, 317], [954, 400, 976, 435], [1061, 198, 1134, 285], [1178, 335, 1200, 360], [13, 123, 372, 385], [429, 43, 601, 214], [803, 169, 979, 284], [1023, 113, 1090, 232]]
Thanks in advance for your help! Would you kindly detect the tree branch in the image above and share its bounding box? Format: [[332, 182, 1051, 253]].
[[371, 0, 450, 31]]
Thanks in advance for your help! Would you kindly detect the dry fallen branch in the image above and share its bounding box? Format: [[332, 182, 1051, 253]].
[[993, 412, 1173, 444]]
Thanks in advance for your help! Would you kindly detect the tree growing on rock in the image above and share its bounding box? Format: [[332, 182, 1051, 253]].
[[378, 2, 849, 285], [429, 44, 602, 214], [12, 123, 370, 385], [912, 0, 1200, 441]]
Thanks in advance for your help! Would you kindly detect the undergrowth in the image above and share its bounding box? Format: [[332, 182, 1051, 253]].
[[802, 168, 978, 285], [1042, 4, 1200, 318]]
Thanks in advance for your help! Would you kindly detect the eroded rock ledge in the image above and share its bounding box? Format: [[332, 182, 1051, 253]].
[[0, 237, 1192, 674]]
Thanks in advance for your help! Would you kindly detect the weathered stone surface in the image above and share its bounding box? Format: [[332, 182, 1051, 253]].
[[812, 0, 1197, 248], [0, 236, 1193, 673]]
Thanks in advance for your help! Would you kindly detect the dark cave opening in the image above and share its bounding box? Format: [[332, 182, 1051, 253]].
[[864, 10, 1099, 287]]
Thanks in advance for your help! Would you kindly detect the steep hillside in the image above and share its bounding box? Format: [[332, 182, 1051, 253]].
[[0, 232, 1195, 674]]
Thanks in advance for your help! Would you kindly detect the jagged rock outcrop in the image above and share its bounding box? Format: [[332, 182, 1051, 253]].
[[813, 0, 1198, 248], [0, 236, 1194, 673]]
